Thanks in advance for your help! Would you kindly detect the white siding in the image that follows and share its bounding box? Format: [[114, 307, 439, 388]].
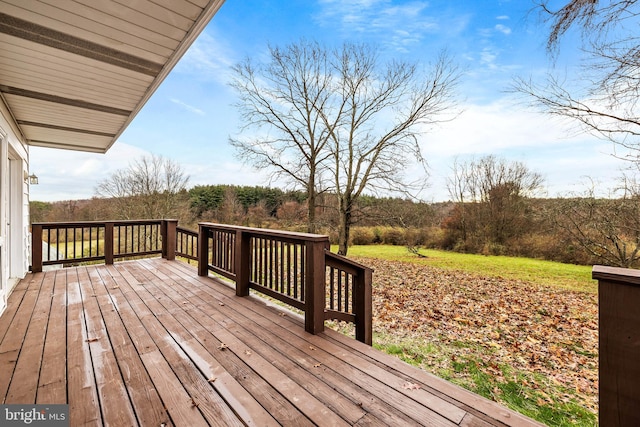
[[0, 98, 29, 317]]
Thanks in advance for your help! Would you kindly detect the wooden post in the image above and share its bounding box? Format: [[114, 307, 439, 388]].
[[104, 222, 114, 265], [593, 265, 640, 427], [161, 219, 177, 260], [354, 266, 373, 345], [31, 224, 43, 273], [304, 239, 327, 335], [235, 230, 251, 297], [197, 223, 209, 277]]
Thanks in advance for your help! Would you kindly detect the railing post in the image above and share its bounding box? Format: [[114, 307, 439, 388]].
[[235, 230, 251, 297], [593, 265, 640, 427], [197, 223, 209, 277], [305, 239, 327, 335], [161, 219, 177, 260], [354, 267, 373, 345], [31, 224, 43, 273], [104, 222, 114, 265]]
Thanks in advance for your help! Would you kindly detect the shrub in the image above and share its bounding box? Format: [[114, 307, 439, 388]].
[[350, 227, 376, 245], [381, 227, 406, 245]]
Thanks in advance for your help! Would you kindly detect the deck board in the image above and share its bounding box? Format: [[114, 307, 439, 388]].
[[37, 269, 67, 404], [88, 266, 169, 426], [4, 269, 55, 403], [66, 268, 102, 427], [0, 259, 542, 426]]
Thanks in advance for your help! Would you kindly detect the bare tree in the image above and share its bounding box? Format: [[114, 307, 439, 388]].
[[552, 174, 640, 267], [445, 155, 544, 251], [321, 46, 460, 255], [95, 154, 189, 219], [229, 40, 334, 233], [515, 1, 640, 160], [230, 40, 460, 250]]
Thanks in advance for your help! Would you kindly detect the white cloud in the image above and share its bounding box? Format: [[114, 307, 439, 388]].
[[29, 143, 150, 201], [415, 98, 623, 200], [480, 47, 499, 68], [175, 32, 236, 84], [314, 0, 440, 51], [495, 24, 512, 35], [187, 161, 280, 188], [28, 142, 286, 201], [496, 15, 509, 20], [170, 98, 206, 116]]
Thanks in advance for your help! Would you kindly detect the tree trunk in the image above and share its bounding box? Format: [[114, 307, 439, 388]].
[[337, 196, 352, 255], [307, 180, 316, 234]]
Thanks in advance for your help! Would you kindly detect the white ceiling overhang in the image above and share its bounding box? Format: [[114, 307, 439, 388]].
[[0, 0, 225, 153]]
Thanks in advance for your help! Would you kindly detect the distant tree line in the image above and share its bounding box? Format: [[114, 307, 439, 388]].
[[28, 153, 640, 268], [29, 178, 640, 268]]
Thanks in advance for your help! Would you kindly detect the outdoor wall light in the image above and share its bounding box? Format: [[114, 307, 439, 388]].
[[28, 174, 38, 185]]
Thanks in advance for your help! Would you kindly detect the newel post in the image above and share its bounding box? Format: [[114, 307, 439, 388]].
[[305, 239, 328, 335], [354, 266, 373, 345], [104, 222, 114, 265], [234, 230, 251, 297], [197, 223, 209, 277], [161, 219, 177, 260], [593, 265, 640, 427], [31, 224, 43, 273]]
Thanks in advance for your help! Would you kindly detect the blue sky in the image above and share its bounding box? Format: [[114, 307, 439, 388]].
[[30, 0, 623, 202]]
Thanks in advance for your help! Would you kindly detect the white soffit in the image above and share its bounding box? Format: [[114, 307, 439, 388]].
[[0, 0, 225, 153]]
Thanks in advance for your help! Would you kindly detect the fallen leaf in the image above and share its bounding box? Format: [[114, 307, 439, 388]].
[[527, 336, 541, 344], [208, 377, 217, 383], [351, 256, 599, 413], [218, 343, 229, 350], [313, 363, 322, 368], [402, 382, 421, 390], [86, 337, 99, 343]]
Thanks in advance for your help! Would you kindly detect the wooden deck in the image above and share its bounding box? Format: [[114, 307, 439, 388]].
[[0, 258, 540, 426]]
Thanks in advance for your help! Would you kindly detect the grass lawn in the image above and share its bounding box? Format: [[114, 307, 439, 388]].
[[342, 244, 595, 293], [328, 244, 598, 426]]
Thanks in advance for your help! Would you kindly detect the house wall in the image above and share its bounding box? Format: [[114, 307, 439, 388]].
[[0, 99, 30, 317]]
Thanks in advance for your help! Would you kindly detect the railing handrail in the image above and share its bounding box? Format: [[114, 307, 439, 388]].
[[31, 219, 177, 272], [177, 225, 198, 236], [198, 222, 329, 243], [32, 219, 166, 228], [325, 250, 371, 275]]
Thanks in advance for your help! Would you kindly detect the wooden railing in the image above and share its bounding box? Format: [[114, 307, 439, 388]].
[[30, 220, 373, 344], [592, 265, 640, 426], [31, 219, 178, 272], [198, 223, 372, 344], [176, 226, 198, 262], [325, 251, 372, 344]]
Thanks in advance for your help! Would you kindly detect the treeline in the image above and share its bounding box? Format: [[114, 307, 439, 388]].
[[30, 184, 640, 268]]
